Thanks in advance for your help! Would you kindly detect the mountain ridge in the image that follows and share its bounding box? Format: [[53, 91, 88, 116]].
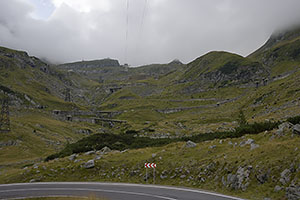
[[0, 27, 300, 200]]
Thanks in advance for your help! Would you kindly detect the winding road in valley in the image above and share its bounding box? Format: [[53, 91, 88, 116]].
[[0, 182, 244, 200]]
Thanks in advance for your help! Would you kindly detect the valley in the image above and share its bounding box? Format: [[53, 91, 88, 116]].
[[0, 27, 300, 200]]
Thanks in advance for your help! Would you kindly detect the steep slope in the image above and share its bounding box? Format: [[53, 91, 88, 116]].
[[249, 26, 300, 76], [183, 51, 268, 87], [0, 46, 102, 176]]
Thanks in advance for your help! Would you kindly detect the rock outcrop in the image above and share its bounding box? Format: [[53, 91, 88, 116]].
[[83, 160, 95, 169]]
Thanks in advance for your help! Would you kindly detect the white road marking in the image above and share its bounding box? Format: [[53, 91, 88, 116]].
[[0, 182, 245, 199], [0, 188, 177, 200], [4, 195, 87, 200]]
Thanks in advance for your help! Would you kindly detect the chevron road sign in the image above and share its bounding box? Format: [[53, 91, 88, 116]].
[[144, 163, 157, 168], [145, 163, 157, 184]]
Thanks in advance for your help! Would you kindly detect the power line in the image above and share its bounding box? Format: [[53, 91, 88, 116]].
[[125, 0, 130, 64], [136, 0, 148, 57]]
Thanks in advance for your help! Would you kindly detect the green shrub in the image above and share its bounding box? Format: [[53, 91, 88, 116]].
[[287, 115, 300, 125], [45, 120, 280, 161]]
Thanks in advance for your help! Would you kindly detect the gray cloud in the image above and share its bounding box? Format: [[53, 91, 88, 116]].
[[1, 0, 300, 66]]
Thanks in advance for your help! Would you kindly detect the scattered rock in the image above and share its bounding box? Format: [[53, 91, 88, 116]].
[[74, 159, 82, 163], [276, 122, 293, 136], [224, 166, 252, 191], [185, 140, 197, 148], [95, 155, 102, 160], [239, 141, 246, 147], [84, 151, 95, 155], [180, 175, 186, 179], [279, 122, 293, 130], [292, 124, 300, 135], [152, 153, 157, 158], [240, 139, 254, 147], [280, 169, 291, 185], [274, 185, 282, 192], [83, 160, 95, 169], [286, 185, 300, 200], [245, 139, 255, 145], [256, 170, 269, 184], [69, 154, 77, 161], [250, 143, 259, 150], [30, 179, 36, 183], [160, 174, 168, 179], [101, 146, 112, 153], [170, 174, 177, 179], [77, 129, 92, 135], [0, 140, 18, 147], [209, 145, 216, 149]]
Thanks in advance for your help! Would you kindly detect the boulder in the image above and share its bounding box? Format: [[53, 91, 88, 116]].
[[274, 185, 282, 192], [101, 146, 112, 153], [292, 124, 300, 135], [84, 151, 95, 155], [250, 143, 259, 150], [225, 166, 252, 191], [185, 140, 197, 148], [226, 174, 238, 189], [95, 155, 102, 160], [276, 122, 293, 136], [245, 139, 254, 145], [69, 154, 77, 161], [256, 170, 269, 184], [180, 175, 186, 179], [286, 185, 300, 200], [83, 160, 95, 169], [160, 174, 168, 179], [280, 169, 291, 185], [279, 122, 293, 130]]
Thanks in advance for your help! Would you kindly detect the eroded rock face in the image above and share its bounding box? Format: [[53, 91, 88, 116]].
[[223, 166, 252, 191]]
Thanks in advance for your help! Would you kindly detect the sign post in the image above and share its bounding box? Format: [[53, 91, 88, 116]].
[[145, 163, 157, 184], [153, 167, 156, 184], [146, 167, 148, 183]]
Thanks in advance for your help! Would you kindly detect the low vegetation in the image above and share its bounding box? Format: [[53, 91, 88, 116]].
[[46, 117, 282, 161]]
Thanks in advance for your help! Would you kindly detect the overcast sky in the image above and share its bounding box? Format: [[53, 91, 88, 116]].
[[0, 0, 300, 66]]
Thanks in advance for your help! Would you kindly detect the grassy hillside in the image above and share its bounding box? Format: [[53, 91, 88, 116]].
[[2, 127, 299, 200], [0, 46, 105, 179], [249, 27, 300, 77], [1, 27, 300, 200]]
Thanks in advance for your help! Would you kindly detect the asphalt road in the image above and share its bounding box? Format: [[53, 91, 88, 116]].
[[0, 182, 245, 200]]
